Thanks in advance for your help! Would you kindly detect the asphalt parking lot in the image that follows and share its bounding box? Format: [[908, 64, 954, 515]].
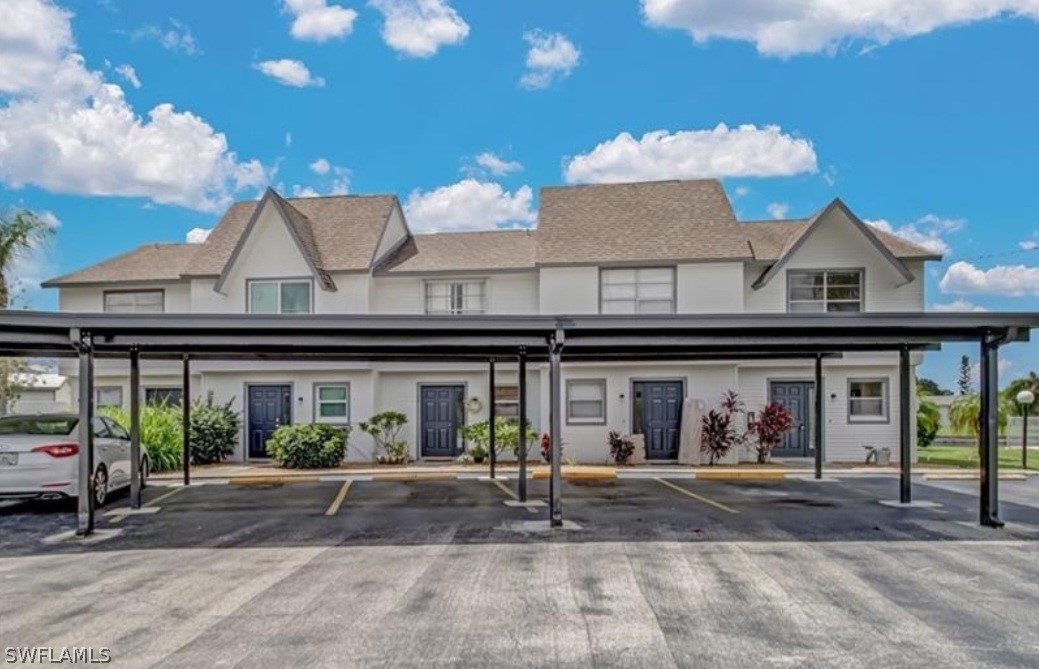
[[2, 475, 1039, 667]]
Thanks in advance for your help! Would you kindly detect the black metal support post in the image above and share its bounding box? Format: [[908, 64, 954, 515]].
[[75, 331, 95, 536], [182, 353, 191, 486], [814, 353, 823, 480], [517, 348, 527, 502], [129, 347, 142, 509], [899, 345, 912, 504], [549, 334, 563, 527], [980, 336, 1003, 527], [488, 359, 496, 479]]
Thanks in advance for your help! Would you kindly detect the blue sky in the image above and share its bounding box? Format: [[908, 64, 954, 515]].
[[3, 0, 1039, 390]]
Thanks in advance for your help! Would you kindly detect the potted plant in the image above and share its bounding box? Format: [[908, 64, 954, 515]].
[[468, 441, 488, 464], [359, 411, 409, 465], [607, 431, 635, 465], [748, 402, 794, 464], [700, 390, 745, 465]]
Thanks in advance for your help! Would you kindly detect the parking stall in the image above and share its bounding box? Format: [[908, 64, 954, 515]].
[[0, 310, 1036, 537]]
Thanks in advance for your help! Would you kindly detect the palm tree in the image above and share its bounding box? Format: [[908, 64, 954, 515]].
[[0, 210, 55, 309], [0, 209, 54, 412], [949, 393, 1013, 437]]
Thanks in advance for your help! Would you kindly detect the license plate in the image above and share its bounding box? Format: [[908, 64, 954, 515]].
[[0, 453, 17, 466]]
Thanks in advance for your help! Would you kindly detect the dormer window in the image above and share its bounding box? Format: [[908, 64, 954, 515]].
[[424, 280, 485, 315], [787, 270, 863, 313], [248, 279, 312, 314], [600, 267, 675, 314]]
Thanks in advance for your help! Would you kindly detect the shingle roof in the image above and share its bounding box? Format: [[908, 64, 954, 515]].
[[182, 193, 398, 276], [41, 244, 198, 287], [43, 181, 941, 289], [537, 180, 750, 265], [376, 229, 536, 274]]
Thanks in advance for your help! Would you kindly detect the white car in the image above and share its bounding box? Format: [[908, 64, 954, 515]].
[[0, 413, 148, 507]]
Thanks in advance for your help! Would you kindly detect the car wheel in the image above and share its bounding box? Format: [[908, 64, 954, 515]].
[[140, 458, 149, 489], [93, 465, 108, 508]]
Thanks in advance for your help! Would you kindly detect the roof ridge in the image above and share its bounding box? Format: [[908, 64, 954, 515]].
[[413, 228, 533, 237], [540, 178, 721, 191]]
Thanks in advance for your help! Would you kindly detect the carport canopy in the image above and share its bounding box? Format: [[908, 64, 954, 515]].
[[0, 310, 1036, 536]]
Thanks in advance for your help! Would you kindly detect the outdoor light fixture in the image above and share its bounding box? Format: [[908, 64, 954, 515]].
[[1016, 390, 1035, 469]]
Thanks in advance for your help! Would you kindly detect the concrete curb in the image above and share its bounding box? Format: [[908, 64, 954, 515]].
[[695, 470, 786, 481], [229, 476, 320, 486]]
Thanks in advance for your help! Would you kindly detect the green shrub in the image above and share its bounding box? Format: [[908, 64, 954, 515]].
[[607, 431, 635, 465], [917, 399, 941, 448], [190, 392, 241, 465], [266, 423, 349, 469], [101, 404, 182, 472], [461, 417, 537, 459], [359, 411, 408, 461]]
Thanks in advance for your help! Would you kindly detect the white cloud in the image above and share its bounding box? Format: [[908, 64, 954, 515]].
[[563, 124, 817, 184], [114, 63, 140, 89], [640, 0, 1039, 57], [940, 261, 1039, 297], [971, 358, 1014, 385], [865, 214, 964, 256], [285, 132, 293, 148], [520, 30, 580, 89], [473, 152, 523, 177], [293, 161, 350, 197], [131, 19, 199, 55], [0, 0, 266, 212], [403, 179, 535, 232], [733, 186, 750, 198], [931, 299, 987, 312], [766, 202, 789, 219], [1020, 238, 1039, 251], [186, 227, 211, 243], [283, 0, 357, 42], [310, 157, 331, 175], [370, 0, 469, 58], [254, 59, 325, 87]]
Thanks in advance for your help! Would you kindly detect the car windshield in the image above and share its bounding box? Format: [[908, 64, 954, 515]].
[[0, 416, 77, 436]]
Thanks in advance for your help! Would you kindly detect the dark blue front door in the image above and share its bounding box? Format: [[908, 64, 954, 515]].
[[420, 385, 464, 457], [769, 381, 814, 457], [248, 385, 292, 458], [634, 381, 683, 460]]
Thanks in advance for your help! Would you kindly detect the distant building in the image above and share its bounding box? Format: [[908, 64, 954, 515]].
[[7, 372, 72, 414]]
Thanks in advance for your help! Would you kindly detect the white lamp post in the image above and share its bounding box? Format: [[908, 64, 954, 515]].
[[1016, 389, 1035, 470]]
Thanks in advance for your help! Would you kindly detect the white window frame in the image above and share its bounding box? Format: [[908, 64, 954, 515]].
[[848, 378, 889, 423], [787, 269, 864, 313], [103, 290, 164, 313], [247, 279, 313, 315], [314, 383, 350, 424], [600, 267, 676, 314], [566, 379, 607, 425], [95, 386, 123, 409], [423, 279, 486, 315]]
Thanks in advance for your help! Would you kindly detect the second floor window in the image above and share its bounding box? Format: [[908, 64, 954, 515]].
[[248, 279, 312, 314], [787, 270, 863, 313], [104, 290, 163, 313], [600, 268, 675, 314], [425, 280, 485, 314]]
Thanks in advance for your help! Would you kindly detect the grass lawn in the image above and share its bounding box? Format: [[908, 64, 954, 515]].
[[918, 445, 1039, 471]]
